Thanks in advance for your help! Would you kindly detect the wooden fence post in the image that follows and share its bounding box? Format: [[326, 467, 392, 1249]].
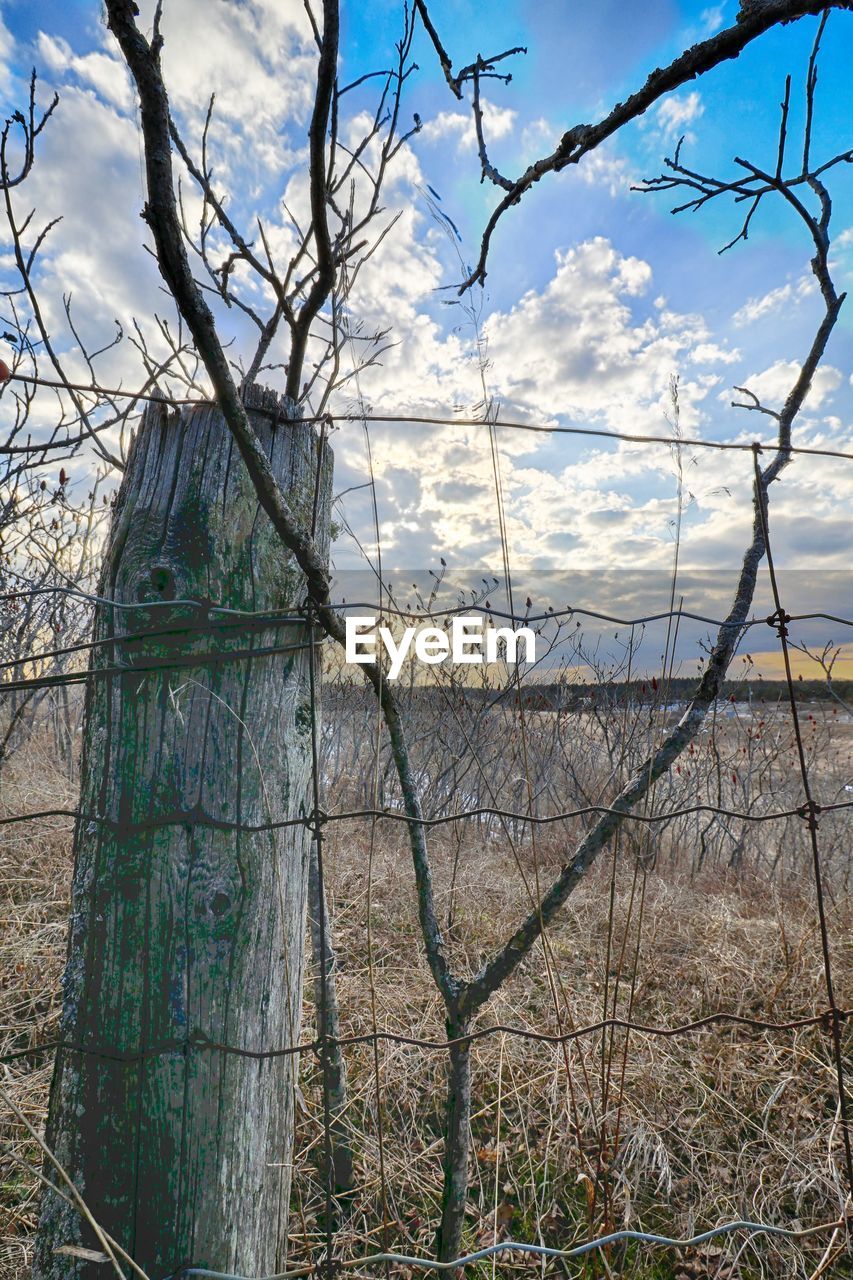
[[33, 385, 331, 1278]]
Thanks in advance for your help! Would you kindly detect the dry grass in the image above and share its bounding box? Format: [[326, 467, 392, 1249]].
[[289, 829, 852, 1279], [0, 728, 851, 1279], [1, 736, 75, 1279]]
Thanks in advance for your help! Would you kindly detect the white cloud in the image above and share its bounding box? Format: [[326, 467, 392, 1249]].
[[37, 32, 134, 112], [700, 6, 726, 35], [732, 275, 816, 327], [337, 229, 851, 576], [520, 117, 553, 151], [482, 238, 724, 432], [691, 342, 740, 364], [575, 145, 633, 198], [0, 10, 14, 96], [735, 361, 842, 412], [131, 0, 320, 183], [333, 238, 750, 573], [654, 90, 704, 141], [2, 0, 847, 587], [419, 98, 517, 154]]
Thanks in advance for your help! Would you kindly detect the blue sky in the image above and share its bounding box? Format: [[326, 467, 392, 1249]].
[[1, 1, 851, 672]]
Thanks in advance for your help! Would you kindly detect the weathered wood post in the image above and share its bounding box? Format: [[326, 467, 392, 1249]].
[[34, 385, 331, 1278]]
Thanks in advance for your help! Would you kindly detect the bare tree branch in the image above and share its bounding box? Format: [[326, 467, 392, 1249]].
[[416, 0, 853, 288]]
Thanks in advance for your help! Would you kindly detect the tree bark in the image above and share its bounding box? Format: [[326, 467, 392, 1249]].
[[436, 1016, 472, 1264], [34, 384, 331, 1279]]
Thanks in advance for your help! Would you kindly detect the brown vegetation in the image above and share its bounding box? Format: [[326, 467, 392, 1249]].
[[1, 695, 850, 1278]]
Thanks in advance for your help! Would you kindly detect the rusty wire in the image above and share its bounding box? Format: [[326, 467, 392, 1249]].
[[2, 1004, 849, 1069]]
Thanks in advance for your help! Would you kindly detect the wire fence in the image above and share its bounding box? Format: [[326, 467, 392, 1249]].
[[4, 371, 853, 461], [0, 392, 851, 1280]]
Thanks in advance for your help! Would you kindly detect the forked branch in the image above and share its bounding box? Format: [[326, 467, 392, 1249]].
[[416, 0, 853, 288]]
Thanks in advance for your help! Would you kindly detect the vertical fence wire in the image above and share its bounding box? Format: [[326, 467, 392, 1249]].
[[307, 418, 337, 1279], [752, 444, 853, 1199], [360, 415, 392, 1268]]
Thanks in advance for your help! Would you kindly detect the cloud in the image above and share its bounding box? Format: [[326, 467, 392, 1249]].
[[691, 342, 741, 365], [37, 32, 134, 111], [332, 237, 756, 576], [482, 238, 727, 433], [732, 275, 817, 327], [575, 145, 633, 198], [419, 98, 517, 154], [0, 9, 15, 96], [0, 81, 165, 380], [3, 0, 848, 593], [0, 1, 312, 457], [699, 6, 727, 35], [734, 361, 842, 412], [653, 90, 704, 141], [155, 0, 318, 182]]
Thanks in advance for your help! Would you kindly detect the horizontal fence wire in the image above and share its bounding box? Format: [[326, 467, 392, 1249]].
[[0, 638, 323, 695], [2, 799, 852, 835], [3, 371, 853, 460], [2, 1005, 850, 1068], [3, 581, 853, 634], [177, 1216, 851, 1279]]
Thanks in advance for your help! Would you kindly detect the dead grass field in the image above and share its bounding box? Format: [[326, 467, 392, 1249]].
[[0, 719, 851, 1279]]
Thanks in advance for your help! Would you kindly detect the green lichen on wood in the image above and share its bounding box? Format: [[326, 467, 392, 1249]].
[[34, 387, 332, 1279]]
